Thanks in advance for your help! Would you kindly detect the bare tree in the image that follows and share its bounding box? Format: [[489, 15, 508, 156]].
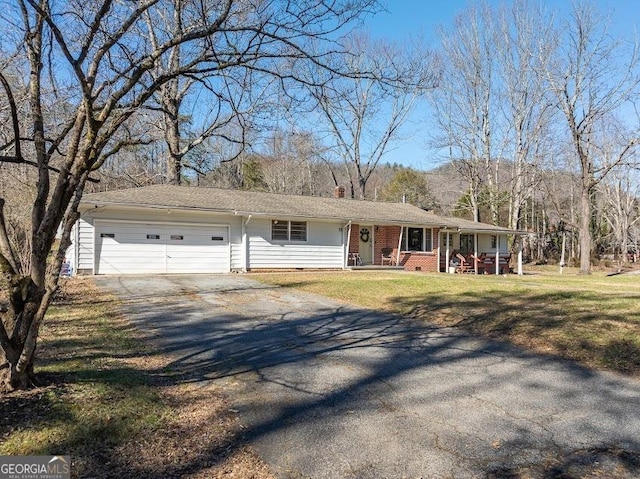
[[144, 1, 264, 184], [0, 0, 379, 391], [303, 33, 438, 199], [599, 151, 640, 265], [494, 0, 555, 231], [541, 3, 640, 273], [259, 129, 330, 195], [431, 3, 499, 223]]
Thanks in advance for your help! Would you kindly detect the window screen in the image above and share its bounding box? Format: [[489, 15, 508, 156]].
[[271, 220, 289, 240], [407, 227, 423, 251], [424, 229, 433, 251], [289, 221, 307, 241]]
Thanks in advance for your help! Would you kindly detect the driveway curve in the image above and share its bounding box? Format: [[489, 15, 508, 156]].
[[95, 274, 640, 478]]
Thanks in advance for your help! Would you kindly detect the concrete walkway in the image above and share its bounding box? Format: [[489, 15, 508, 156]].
[[95, 274, 640, 478]]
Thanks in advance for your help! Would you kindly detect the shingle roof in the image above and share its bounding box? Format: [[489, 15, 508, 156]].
[[81, 185, 519, 233]]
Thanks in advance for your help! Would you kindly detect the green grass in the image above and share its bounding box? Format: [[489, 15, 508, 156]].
[[253, 269, 640, 376], [0, 278, 169, 476]]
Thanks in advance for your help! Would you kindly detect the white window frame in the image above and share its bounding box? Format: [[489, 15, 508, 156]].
[[271, 219, 308, 242], [403, 227, 433, 252]]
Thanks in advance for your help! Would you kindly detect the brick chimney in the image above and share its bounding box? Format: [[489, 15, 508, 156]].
[[334, 186, 345, 198]]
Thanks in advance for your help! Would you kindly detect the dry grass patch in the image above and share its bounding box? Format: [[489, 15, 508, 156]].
[[0, 278, 274, 479], [253, 269, 640, 376]]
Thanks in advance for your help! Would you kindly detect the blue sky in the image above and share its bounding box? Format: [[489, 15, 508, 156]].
[[366, 0, 638, 42], [358, 0, 640, 170]]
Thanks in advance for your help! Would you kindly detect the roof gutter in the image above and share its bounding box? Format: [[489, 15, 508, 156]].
[[440, 226, 527, 235]]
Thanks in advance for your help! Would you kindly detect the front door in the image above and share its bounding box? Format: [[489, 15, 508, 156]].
[[460, 234, 475, 257], [359, 225, 373, 264]]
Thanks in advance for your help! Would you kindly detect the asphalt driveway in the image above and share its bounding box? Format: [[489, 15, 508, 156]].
[[95, 274, 640, 478]]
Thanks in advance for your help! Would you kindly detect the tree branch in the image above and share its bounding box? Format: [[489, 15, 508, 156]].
[[0, 156, 100, 183]]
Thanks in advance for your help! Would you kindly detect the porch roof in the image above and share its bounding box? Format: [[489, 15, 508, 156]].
[[440, 217, 528, 235]]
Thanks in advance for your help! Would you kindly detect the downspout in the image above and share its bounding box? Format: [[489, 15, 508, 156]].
[[242, 215, 252, 272], [344, 221, 352, 269], [396, 226, 403, 267]]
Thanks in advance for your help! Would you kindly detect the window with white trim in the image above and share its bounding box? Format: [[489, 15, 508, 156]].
[[271, 220, 307, 242], [271, 220, 289, 240], [290, 221, 307, 241], [404, 227, 433, 251]]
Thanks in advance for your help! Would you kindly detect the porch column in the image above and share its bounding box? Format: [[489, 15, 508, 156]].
[[474, 233, 479, 274], [396, 226, 403, 266], [372, 225, 376, 265], [445, 232, 450, 273], [344, 221, 352, 269], [495, 236, 500, 275], [517, 235, 523, 275]]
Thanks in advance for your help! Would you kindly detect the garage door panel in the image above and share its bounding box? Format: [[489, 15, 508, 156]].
[[165, 226, 228, 273], [95, 222, 229, 274]]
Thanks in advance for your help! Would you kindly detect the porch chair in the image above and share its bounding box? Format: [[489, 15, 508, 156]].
[[470, 253, 486, 274], [455, 253, 475, 274], [381, 247, 394, 265], [498, 253, 512, 274]]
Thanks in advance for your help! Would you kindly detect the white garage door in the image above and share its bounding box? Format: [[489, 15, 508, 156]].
[[95, 221, 230, 274]]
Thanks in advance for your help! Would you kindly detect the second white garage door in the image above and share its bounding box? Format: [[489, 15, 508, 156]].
[[95, 221, 230, 274]]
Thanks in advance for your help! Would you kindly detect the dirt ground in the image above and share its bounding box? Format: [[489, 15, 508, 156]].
[[1, 278, 276, 479], [121, 353, 276, 479]]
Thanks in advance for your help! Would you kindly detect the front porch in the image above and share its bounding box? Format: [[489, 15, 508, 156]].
[[346, 223, 523, 275], [347, 223, 441, 272], [439, 229, 523, 275]]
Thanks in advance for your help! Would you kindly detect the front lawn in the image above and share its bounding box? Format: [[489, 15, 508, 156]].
[[253, 269, 640, 376]]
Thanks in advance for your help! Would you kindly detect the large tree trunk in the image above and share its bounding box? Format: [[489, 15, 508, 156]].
[[0, 277, 46, 391], [164, 93, 182, 185]]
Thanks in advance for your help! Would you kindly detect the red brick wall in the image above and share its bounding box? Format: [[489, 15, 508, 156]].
[[374, 225, 402, 265], [372, 225, 441, 272], [398, 252, 438, 271], [348, 223, 360, 254]]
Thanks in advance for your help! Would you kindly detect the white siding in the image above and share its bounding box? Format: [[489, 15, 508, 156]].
[[77, 218, 95, 273], [247, 218, 343, 269], [78, 207, 347, 272], [229, 217, 243, 270], [477, 234, 509, 254]]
